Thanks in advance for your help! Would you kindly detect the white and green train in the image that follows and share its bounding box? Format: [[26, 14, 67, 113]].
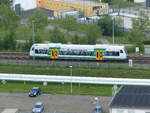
[[29, 43, 128, 61]]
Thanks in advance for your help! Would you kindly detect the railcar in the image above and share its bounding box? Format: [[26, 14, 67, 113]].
[[29, 43, 128, 61]]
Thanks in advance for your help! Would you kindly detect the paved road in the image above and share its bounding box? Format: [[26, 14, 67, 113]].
[[0, 93, 111, 113]]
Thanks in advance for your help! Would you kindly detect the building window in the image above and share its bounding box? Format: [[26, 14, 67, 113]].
[[128, 110, 135, 113], [117, 109, 124, 113]]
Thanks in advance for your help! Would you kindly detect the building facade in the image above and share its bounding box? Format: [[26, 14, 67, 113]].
[[13, 0, 36, 10], [134, 0, 145, 3], [37, 0, 109, 16]]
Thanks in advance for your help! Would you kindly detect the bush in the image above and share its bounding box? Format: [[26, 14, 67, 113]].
[[125, 46, 135, 53], [143, 40, 150, 45]]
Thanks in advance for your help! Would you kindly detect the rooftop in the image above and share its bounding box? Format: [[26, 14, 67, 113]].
[[110, 86, 150, 109], [54, 0, 107, 6]]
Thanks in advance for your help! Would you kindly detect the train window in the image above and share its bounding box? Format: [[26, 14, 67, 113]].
[[32, 47, 34, 51], [105, 51, 119, 56], [59, 50, 93, 56], [35, 49, 38, 54], [105, 51, 112, 56], [34, 49, 48, 54], [112, 51, 119, 56], [120, 50, 123, 53]]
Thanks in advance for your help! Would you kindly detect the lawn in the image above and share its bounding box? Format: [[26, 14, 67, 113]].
[[0, 63, 150, 96], [0, 81, 112, 96], [0, 63, 150, 79]]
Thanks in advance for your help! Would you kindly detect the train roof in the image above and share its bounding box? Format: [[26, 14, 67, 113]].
[[32, 43, 125, 50]]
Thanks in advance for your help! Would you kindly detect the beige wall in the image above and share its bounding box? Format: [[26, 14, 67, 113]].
[[37, 0, 108, 16]]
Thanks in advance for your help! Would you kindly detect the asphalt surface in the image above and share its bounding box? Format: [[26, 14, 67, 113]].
[[0, 93, 111, 113]]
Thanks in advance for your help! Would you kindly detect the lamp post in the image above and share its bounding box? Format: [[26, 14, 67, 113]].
[[94, 97, 99, 106], [32, 20, 35, 60], [112, 17, 115, 44], [69, 66, 72, 93], [32, 20, 35, 44], [94, 97, 99, 113]]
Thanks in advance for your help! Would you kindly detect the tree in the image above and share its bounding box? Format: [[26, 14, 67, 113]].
[[97, 16, 122, 36], [0, 5, 20, 30], [132, 11, 150, 35], [128, 11, 150, 44], [111, 0, 130, 15], [60, 16, 77, 31], [0, 0, 13, 7], [72, 35, 80, 44], [28, 10, 48, 29], [86, 24, 101, 44], [0, 38, 3, 50], [3, 30, 16, 50], [101, 0, 112, 4], [50, 27, 67, 43]]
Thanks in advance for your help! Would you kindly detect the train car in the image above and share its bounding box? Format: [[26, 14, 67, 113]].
[[29, 43, 128, 61]]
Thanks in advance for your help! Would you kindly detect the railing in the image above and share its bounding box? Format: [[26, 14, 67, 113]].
[[0, 73, 150, 86]]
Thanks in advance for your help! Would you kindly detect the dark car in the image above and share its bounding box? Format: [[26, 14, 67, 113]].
[[32, 102, 44, 113], [92, 106, 103, 113], [28, 87, 41, 97]]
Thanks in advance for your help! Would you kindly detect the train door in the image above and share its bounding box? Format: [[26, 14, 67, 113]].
[[51, 49, 58, 59], [96, 50, 103, 61]]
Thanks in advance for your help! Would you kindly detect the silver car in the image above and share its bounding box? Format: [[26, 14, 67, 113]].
[[32, 102, 44, 113]]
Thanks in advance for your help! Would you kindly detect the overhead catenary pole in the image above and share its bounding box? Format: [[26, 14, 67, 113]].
[[32, 20, 35, 60], [112, 17, 115, 44], [32, 20, 35, 44], [70, 66, 73, 93]]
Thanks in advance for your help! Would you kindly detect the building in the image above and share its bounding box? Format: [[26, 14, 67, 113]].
[[109, 85, 150, 113], [134, 0, 145, 3], [54, 10, 79, 18], [13, 0, 36, 10], [37, 0, 109, 17]]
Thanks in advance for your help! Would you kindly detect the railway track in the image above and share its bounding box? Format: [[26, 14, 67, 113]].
[[0, 52, 28, 59], [0, 52, 150, 64], [129, 56, 150, 63]]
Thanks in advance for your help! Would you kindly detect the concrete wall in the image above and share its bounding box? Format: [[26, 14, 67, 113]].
[[13, 0, 36, 10], [110, 108, 150, 113], [134, 0, 145, 3]]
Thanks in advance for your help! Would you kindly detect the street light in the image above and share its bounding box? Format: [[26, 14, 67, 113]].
[[32, 20, 35, 44], [94, 97, 99, 107], [94, 97, 99, 113], [112, 17, 115, 44], [32, 20, 35, 60], [69, 66, 72, 93]]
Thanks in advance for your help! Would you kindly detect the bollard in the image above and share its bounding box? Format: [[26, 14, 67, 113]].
[[128, 59, 133, 67]]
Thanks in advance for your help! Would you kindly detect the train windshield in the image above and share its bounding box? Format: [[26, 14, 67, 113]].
[[31, 47, 34, 51]]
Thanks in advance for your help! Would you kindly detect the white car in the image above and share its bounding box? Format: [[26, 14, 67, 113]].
[[32, 102, 44, 113]]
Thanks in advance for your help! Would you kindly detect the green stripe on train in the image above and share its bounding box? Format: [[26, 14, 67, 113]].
[[30, 55, 127, 60]]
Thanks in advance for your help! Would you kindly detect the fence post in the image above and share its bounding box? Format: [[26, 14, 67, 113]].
[[128, 59, 133, 67]]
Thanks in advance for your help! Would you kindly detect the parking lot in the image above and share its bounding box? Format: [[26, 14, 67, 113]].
[[0, 93, 111, 113]]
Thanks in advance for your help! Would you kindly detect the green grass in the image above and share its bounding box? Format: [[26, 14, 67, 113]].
[[0, 63, 150, 96], [48, 19, 101, 36], [0, 81, 112, 96], [0, 63, 150, 79]]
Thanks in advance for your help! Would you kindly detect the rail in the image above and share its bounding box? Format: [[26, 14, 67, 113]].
[[0, 73, 150, 86]]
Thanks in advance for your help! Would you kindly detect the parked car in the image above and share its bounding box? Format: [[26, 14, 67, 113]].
[[32, 102, 44, 113], [92, 106, 103, 113], [28, 87, 41, 97]]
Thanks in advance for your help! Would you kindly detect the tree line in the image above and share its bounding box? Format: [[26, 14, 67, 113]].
[[0, 0, 150, 52]]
